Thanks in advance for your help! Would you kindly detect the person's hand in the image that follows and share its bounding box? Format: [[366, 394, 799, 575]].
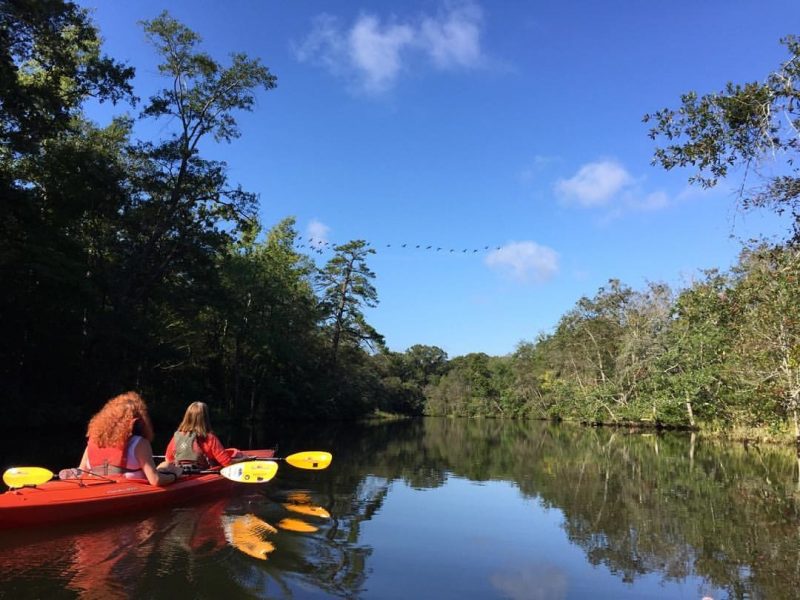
[[157, 463, 182, 478]]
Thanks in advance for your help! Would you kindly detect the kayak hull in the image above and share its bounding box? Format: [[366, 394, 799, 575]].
[[0, 449, 274, 529]]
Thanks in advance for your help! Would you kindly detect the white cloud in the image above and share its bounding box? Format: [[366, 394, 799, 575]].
[[349, 16, 415, 93], [293, 15, 347, 76], [555, 160, 633, 207], [485, 241, 559, 283], [553, 159, 677, 218], [420, 3, 483, 68], [294, 2, 485, 95], [634, 190, 669, 211], [306, 219, 331, 245]]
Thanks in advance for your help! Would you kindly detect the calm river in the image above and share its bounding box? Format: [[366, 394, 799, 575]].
[[1, 418, 799, 599]]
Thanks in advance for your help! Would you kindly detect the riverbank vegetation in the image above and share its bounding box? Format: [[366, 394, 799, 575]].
[[1, 4, 798, 441], [422, 244, 800, 444]]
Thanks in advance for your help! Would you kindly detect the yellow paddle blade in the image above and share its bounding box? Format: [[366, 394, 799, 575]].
[[3, 467, 54, 488], [220, 460, 278, 483], [282, 503, 331, 519], [285, 451, 332, 470], [277, 518, 318, 533], [229, 515, 276, 560], [286, 491, 312, 504]]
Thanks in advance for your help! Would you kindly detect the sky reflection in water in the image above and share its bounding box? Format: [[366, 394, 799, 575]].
[[1, 419, 797, 599]]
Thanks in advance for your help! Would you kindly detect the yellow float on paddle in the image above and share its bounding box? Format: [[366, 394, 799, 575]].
[[219, 460, 278, 483], [3, 467, 54, 488], [284, 451, 332, 470]]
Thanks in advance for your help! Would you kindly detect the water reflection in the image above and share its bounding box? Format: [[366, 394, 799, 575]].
[[1, 418, 799, 598], [490, 564, 569, 600], [225, 514, 277, 560], [298, 417, 800, 599]]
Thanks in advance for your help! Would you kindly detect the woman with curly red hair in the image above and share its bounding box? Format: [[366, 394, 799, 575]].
[[77, 391, 182, 486]]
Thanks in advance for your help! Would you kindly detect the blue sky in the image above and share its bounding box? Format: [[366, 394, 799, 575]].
[[79, 0, 798, 358]]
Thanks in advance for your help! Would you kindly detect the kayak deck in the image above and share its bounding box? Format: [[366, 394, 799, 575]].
[[0, 449, 274, 529]]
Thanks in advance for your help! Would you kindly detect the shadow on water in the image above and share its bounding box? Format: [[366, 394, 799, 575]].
[[1, 418, 800, 598]]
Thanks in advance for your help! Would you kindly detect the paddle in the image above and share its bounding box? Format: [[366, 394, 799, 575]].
[[3, 466, 54, 488], [154, 450, 333, 471], [211, 450, 332, 483], [4, 450, 330, 488], [219, 460, 279, 483], [272, 451, 332, 471]]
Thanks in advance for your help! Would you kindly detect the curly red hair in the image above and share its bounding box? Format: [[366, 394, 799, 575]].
[[86, 391, 155, 448]]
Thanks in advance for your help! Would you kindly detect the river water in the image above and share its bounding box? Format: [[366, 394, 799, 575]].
[[1, 417, 799, 599]]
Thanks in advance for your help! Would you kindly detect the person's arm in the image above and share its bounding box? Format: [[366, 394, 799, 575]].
[[156, 437, 177, 469], [165, 437, 176, 463], [78, 447, 89, 470], [134, 438, 181, 486], [203, 433, 234, 467]]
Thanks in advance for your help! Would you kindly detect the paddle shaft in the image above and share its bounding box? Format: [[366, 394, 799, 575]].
[[154, 450, 332, 470]]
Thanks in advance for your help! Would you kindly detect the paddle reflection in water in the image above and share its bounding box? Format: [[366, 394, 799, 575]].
[[177, 491, 331, 559], [225, 513, 277, 560], [281, 489, 333, 519], [0, 488, 344, 598], [282, 503, 332, 519], [277, 518, 318, 533]]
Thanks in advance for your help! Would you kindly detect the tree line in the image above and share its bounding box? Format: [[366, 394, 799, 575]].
[[1, 3, 393, 425], [424, 34, 800, 440], [424, 247, 799, 440], [2, 3, 798, 437]]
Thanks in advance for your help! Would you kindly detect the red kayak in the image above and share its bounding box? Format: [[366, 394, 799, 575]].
[[0, 449, 274, 529]]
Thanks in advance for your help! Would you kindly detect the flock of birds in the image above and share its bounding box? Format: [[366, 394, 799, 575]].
[[294, 235, 503, 256]]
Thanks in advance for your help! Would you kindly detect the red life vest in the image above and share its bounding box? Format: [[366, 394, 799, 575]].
[[87, 439, 129, 475]]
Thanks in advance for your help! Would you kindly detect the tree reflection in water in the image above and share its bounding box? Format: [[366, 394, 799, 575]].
[[1, 418, 799, 598], [305, 417, 800, 599]]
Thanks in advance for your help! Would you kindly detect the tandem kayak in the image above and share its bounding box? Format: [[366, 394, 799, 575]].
[[0, 449, 274, 529]]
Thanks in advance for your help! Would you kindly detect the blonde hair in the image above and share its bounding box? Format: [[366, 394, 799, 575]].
[[176, 401, 212, 437]]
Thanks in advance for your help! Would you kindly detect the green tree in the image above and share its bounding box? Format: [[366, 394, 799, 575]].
[[425, 366, 470, 416], [0, 0, 135, 413], [728, 244, 800, 433], [653, 271, 734, 426], [644, 35, 800, 241], [214, 218, 319, 419], [316, 240, 384, 365], [612, 282, 673, 416], [369, 346, 448, 416], [509, 338, 552, 416], [0, 0, 134, 154], [119, 11, 276, 311], [86, 12, 280, 402], [402, 344, 448, 386], [550, 279, 634, 420]]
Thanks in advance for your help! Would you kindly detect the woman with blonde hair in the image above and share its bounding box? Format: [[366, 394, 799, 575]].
[[161, 401, 238, 469], [77, 391, 182, 486]]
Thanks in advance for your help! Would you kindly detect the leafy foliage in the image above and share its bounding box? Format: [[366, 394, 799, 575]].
[[424, 245, 800, 432], [0, 5, 387, 425], [316, 240, 384, 365], [644, 35, 800, 241]]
